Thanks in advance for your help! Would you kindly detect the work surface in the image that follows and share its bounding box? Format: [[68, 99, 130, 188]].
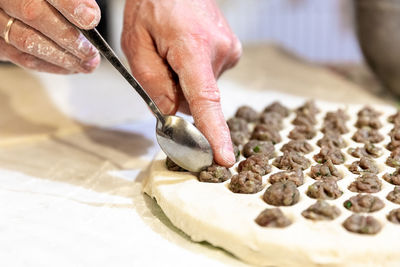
[[0, 45, 393, 267]]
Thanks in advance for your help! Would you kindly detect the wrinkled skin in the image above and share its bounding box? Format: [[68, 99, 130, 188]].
[[0, 0, 101, 73], [122, 0, 242, 167]]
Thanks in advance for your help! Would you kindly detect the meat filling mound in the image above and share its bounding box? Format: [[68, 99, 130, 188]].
[[227, 117, 249, 133], [387, 208, 400, 224], [230, 131, 248, 146], [387, 127, 400, 151], [263, 102, 290, 118], [383, 169, 400, 185], [343, 194, 384, 213], [387, 186, 400, 204], [242, 140, 275, 158], [255, 208, 292, 228], [321, 109, 349, 134], [166, 157, 187, 172], [386, 148, 400, 168], [317, 132, 347, 149], [352, 128, 384, 144], [229, 171, 263, 194], [355, 106, 382, 129], [306, 178, 343, 200], [273, 151, 311, 170], [258, 112, 283, 130], [235, 105, 259, 122], [301, 200, 341, 220], [343, 214, 382, 235], [251, 124, 282, 144], [313, 146, 345, 165], [288, 125, 316, 140], [280, 140, 313, 154], [263, 181, 300, 206], [268, 169, 304, 187], [347, 143, 383, 158], [348, 156, 379, 175], [309, 159, 343, 180], [348, 173, 382, 193], [237, 154, 272, 176], [198, 165, 232, 183]]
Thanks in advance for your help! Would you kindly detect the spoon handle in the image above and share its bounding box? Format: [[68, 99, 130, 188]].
[[81, 28, 165, 123]]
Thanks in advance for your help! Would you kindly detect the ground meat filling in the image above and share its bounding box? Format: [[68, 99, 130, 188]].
[[227, 117, 249, 133], [347, 143, 383, 158], [313, 146, 345, 165], [280, 140, 313, 154], [389, 111, 400, 127], [387, 186, 400, 204], [306, 178, 343, 200], [321, 109, 349, 134], [263, 181, 300, 206], [387, 208, 400, 224], [387, 127, 400, 151], [301, 200, 341, 220], [343, 194, 385, 213], [230, 131, 248, 146], [242, 140, 275, 158], [355, 106, 382, 129], [317, 131, 347, 149], [352, 128, 384, 144], [255, 208, 292, 228], [273, 151, 311, 170], [235, 105, 259, 122], [386, 148, 400, 168], [348, 173, 382, 193], [198, 165, 232, 183], [229, 171, 263, 194], [251, 124, 281, 144], [383, 169, 400, 185], [233, 145, 241, 162], [268, 169, 304, 187], [288, 124, 317, 140], [309, 159, 343, 180], [263, 102, 290, 118], [343, 214, 382, 235], [237, 154, 272, 176], [258, 112, 283, 130], [348, 156, 379, 175], [165, 157, 187, 172]]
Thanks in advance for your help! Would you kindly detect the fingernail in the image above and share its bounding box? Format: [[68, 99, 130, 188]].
[[77, 34, 98, 58], [74, 3, 101, 28], [220, 142, 235, 166], [82, 55, 100, 72], [154, 95, 175, 114]]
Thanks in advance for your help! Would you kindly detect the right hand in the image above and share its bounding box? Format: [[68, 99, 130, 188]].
[[0, 0, 101, 74]]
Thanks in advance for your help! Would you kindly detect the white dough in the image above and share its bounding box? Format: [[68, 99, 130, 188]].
[[144, 101, 400, 267]]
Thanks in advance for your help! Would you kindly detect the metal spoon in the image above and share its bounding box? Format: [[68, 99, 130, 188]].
[[81, 28, 213, 172]]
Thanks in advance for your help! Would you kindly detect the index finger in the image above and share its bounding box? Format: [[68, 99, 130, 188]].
[[167, 42, 235, 167]]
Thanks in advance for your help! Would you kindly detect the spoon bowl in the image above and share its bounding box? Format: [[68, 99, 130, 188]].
[[156, 115, 213, 172]]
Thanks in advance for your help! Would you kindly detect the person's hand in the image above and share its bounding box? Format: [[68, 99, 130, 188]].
[[122, 0, 242, 167], [0, 0, 101, 74]]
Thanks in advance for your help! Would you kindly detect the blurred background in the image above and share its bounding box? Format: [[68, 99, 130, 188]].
[[102, 0, 362, 63]]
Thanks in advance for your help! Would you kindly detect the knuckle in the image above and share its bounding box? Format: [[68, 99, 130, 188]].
[[189, 86, 221, 105], [217, 35, 233, 54], [18, 28, 35, 52], [231, 38, 242, 62], [20, 0, 42, 21], [135, 70, 157, 85]]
